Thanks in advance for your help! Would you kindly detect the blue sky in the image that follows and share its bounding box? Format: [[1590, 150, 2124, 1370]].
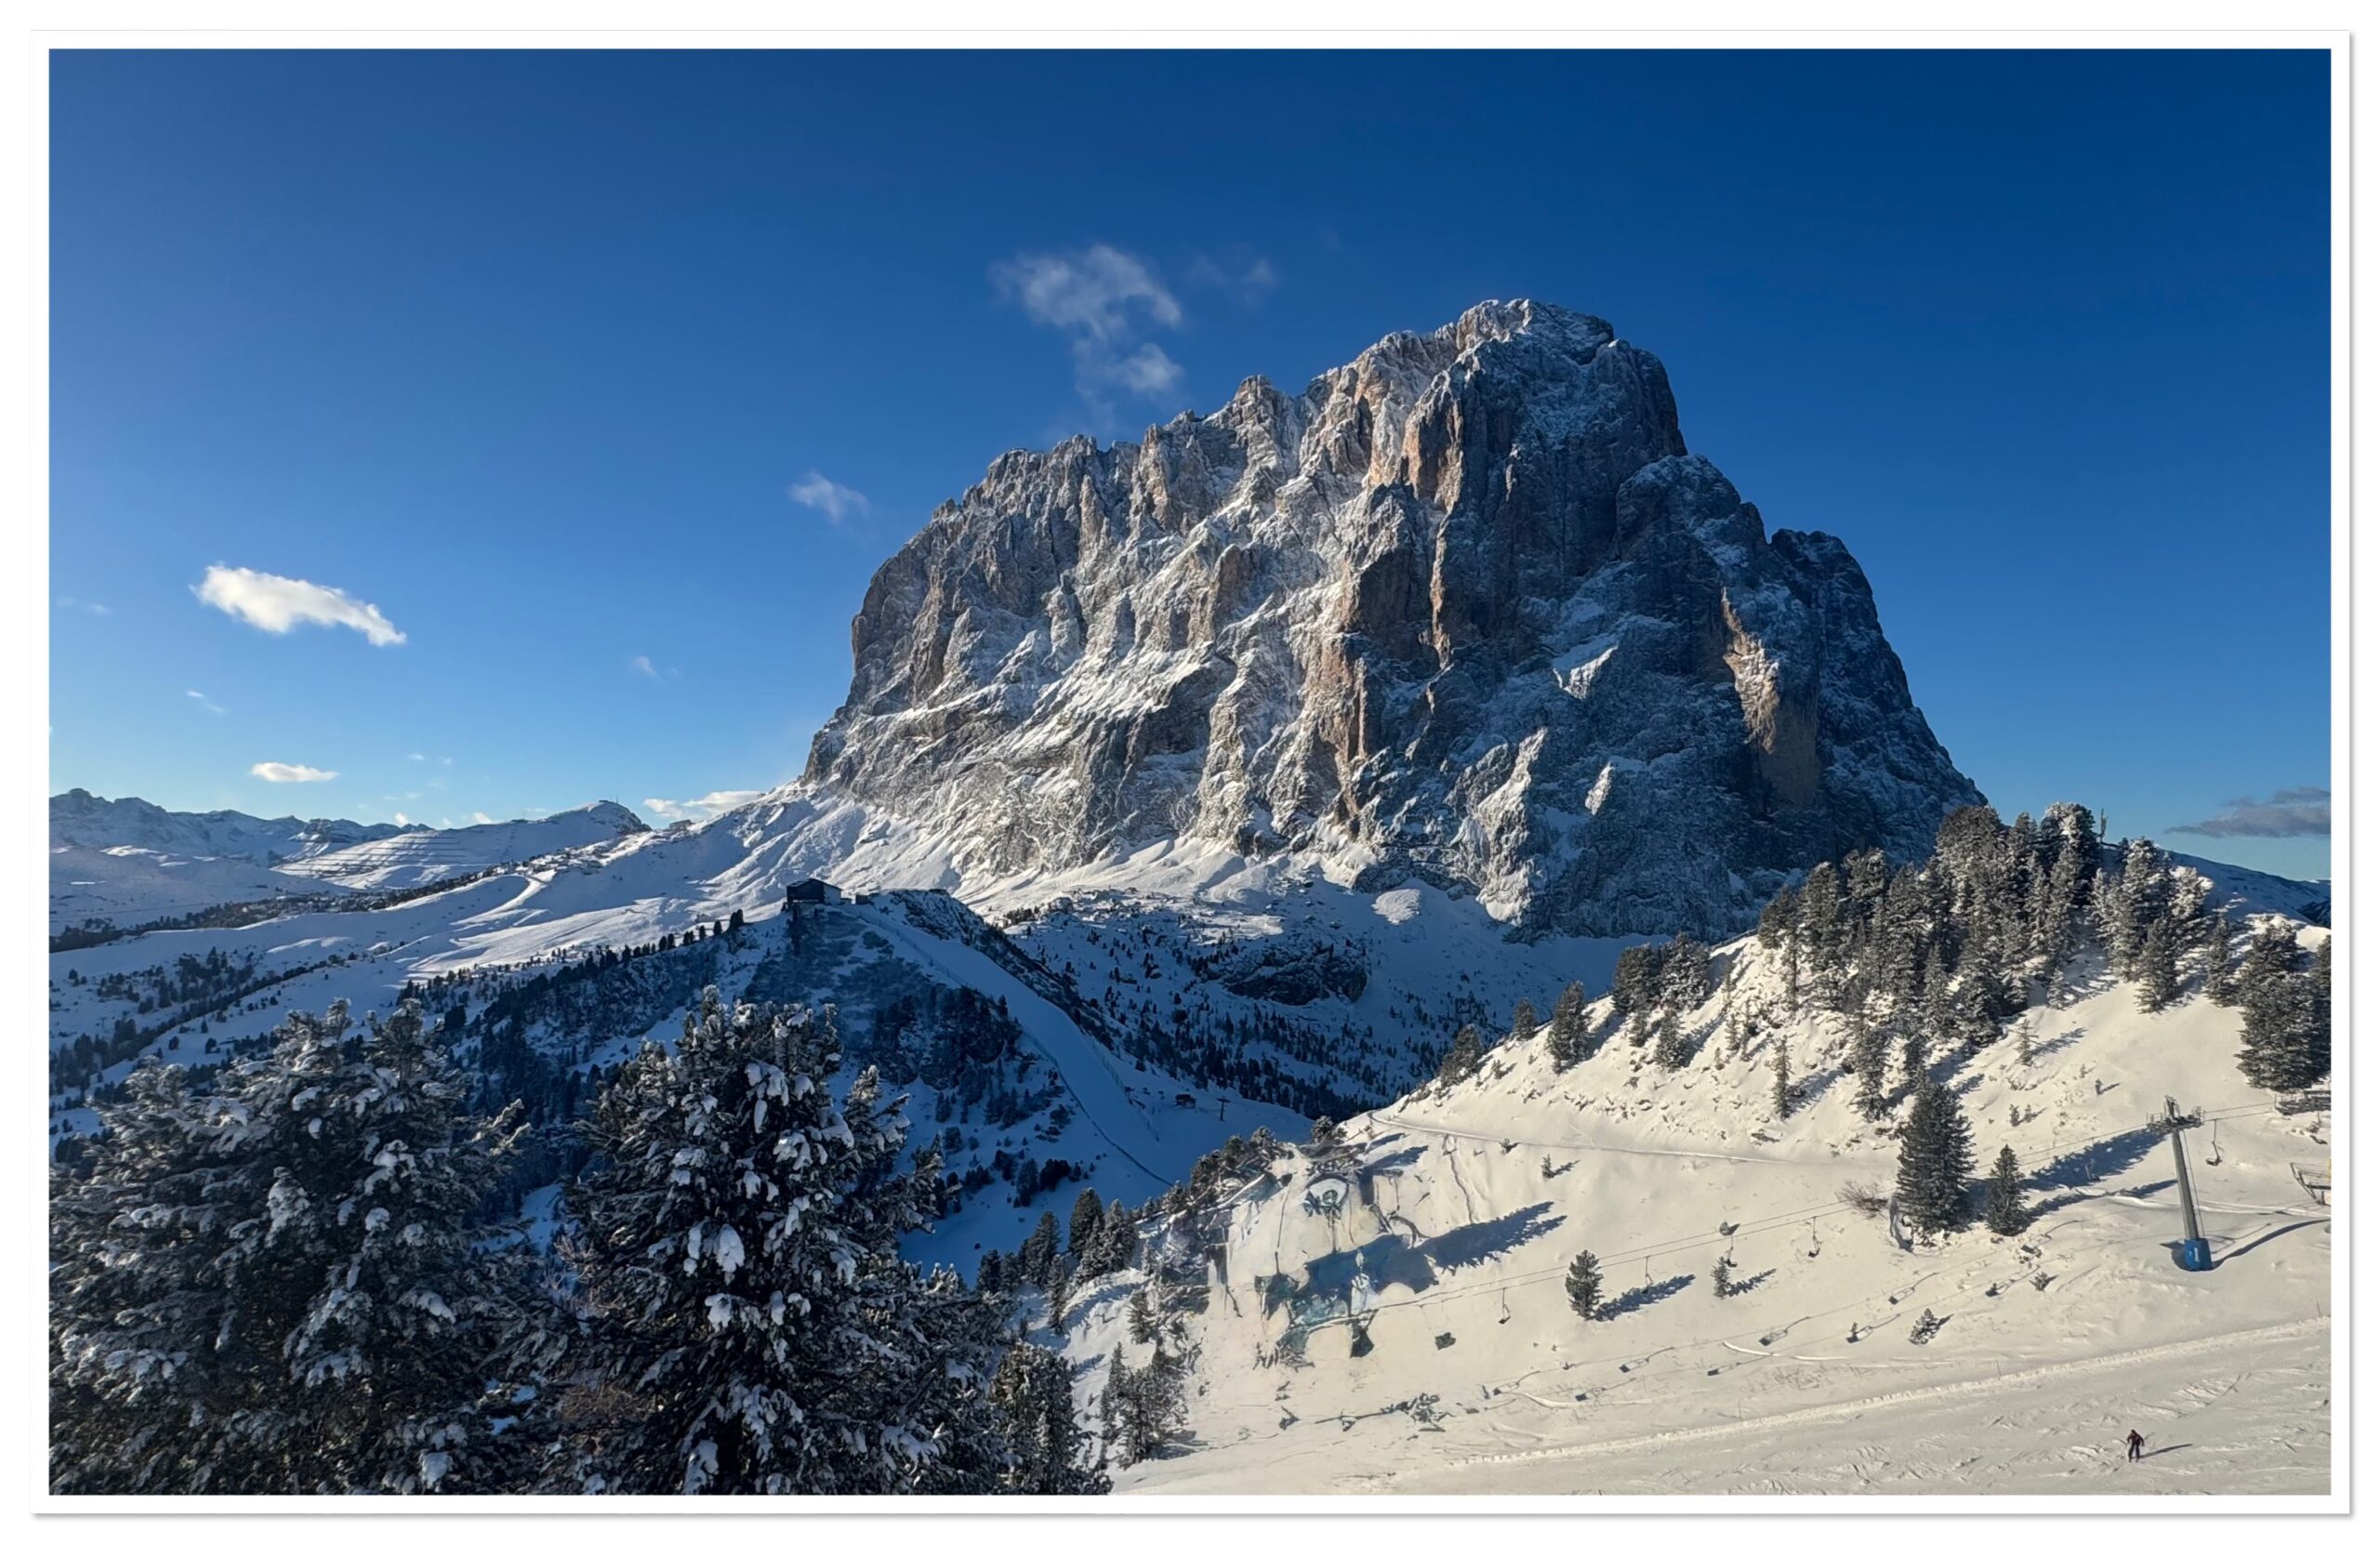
[[49, 47, 2332, 876]]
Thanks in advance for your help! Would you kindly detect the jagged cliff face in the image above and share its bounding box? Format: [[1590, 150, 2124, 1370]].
[[804, 300, 1979, 937]]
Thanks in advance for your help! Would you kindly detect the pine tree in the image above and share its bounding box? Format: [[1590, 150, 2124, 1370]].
[[1565, 1249, 1603, 1321], [1770, 1036, 1793, 1121], [1100, 1350, 1184, 1467], [556, 989, 1003, 1494], [1045, 1256, 1074, 1334], [1069, 1188, 1105, 1259], [1853, 1026, 1891, 1119], [1017, 1210, 1061, 1280], [1546, 982, 1592, 1071], [50, 1000, 553, 1495], [2134, 913, 2182, 1011], [1128, 1287, 1159, 1345], [1436, 1024, 1484, 1087], [985, 1342, 1108, 1495], [1653, 1010, 1694, 1071], [1511, 998, 1540, 1040], [2202, 911, 2236, 1005], [1309, 1115, 1342, 1151], [1895, 1072, 1977, 1234], [1711, 1255, 1733, 1298], [1985, 1144, 2030, 1236]]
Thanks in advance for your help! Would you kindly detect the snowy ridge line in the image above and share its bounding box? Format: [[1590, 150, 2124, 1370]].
[[1376, 1110, 1820, 1168], [1448, 1317, 2328, 1470]]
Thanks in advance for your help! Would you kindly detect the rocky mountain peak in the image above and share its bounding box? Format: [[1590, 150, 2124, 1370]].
[[803, 302, 1979, 937]]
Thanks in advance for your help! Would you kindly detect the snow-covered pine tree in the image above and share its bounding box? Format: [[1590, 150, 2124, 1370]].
[[1511, 998, 1539, 1040], [1711, 1255, 1733, 1298], [1770, 1036, 1793, 1121], [1069, 1188, 1105, 1259], [985, 1341, 1108, 1495], [1895, 1072, 1977, 1234], [1756, 888, 1797, 953], [1565, 1249, 1602, 1321], [1653, 1010, 1693, 1072], [2202, 910, 2237, 1005], [1100, 1348, 1184, 1467], [1546, 983, 1592, 1071], [1128, 1287, 1159, 1345], [50, 1000, 553, 1496], [2135, 912, 2183, 1011], [556, 989, 1003, 1495], [1017, 1210, 1061, 1280], [1045, 1255, 1074, 1334], [1659, 934, 1712, 1010], [2235, 923, 2329, 1091], [1985, 1144, 2030, 1236]]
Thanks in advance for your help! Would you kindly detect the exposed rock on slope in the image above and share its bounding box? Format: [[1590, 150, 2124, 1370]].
[[804, 300, 1979, 936]]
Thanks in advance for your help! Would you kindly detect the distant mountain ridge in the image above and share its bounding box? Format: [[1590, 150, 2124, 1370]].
[[275, 800, 650, 889], [48, 787, 423, 865]]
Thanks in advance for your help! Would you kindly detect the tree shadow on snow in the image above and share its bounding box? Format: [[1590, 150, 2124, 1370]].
[[1598, 1272, 1696, 1320], [1424, 1202, 1563, 1272], [2031, 1126, 2163, 1189]]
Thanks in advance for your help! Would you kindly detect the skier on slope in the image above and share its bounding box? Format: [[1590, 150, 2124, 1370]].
[[2125, 1430, 2146, 1463]]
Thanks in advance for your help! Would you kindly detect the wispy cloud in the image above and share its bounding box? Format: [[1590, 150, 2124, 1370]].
[[470, 811, 497, 825], [993, 242, 1187, 416], [391, 811, 410, 825], [186, 689, 226, 715], [2170, 785, 2330, 839], [251, 760, 337, 784], [642, 789, 762, 824], [407, 752, 426, 761], [1186, 247, 1280, 307], [196, 565, 405, 646], [787, 470, 870, 525], [56, 595, 112, 618]]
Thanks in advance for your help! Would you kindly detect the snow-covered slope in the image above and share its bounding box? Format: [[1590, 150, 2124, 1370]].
[[48, 842, 348, 933], [1063, 925, 2333, 1496], [49, 787, 419, 864], [273, 800, 649, 889]]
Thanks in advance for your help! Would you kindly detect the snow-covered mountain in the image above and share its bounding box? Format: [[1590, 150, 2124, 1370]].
[[803, 300, 1980, 939], [1058, 912, 2334, 1495], [49, 787, 419, 865], [273, 800, 650, 890]]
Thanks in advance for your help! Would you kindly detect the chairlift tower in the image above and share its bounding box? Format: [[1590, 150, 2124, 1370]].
[[2149, 1096, 2211, 1270]]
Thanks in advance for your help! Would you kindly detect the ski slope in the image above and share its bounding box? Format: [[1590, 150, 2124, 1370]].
[[1070, 926, 2334, 1497]]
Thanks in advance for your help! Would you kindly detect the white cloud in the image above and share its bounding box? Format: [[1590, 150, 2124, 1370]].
[[642, 789, 763, 824], [470, 811, 496, 825], [392, 811, 411, 825], [406, 751, 425, 761], [57, 596, 112, 617], [186, 689, 226, 715], [251, 761, 337, 784], [787, 470, 870, 525], [1101, 342, 1186, 397], [993, 243, 1187, 411], [1186, 248, 1280, 306], [195, 565, 406, 646]]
